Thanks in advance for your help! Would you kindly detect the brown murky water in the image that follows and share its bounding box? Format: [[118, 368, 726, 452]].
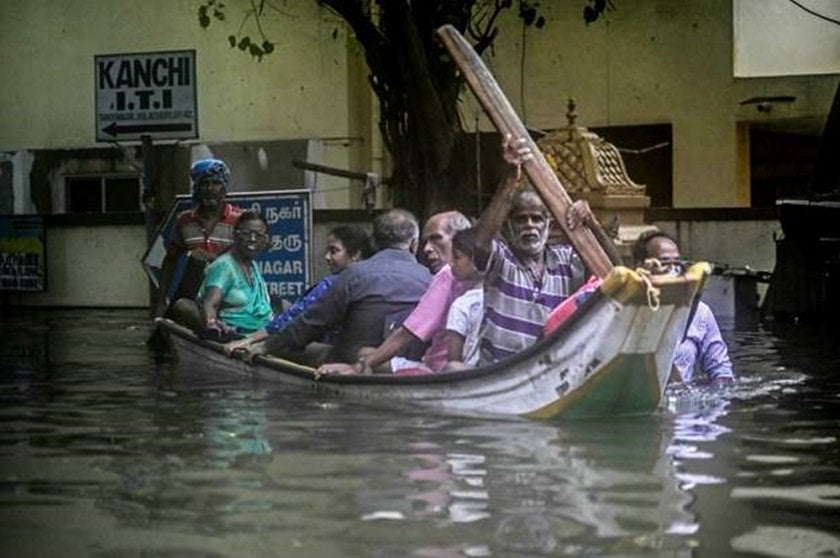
[[1, 309, 838, 557]]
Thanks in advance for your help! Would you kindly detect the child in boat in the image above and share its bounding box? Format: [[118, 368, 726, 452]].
[[442, 228, 484, 371], [370, 227, 483, 376]]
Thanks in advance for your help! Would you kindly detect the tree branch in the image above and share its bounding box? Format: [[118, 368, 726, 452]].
[[469, 0, 506, 55], [320, 0, 388, 59]]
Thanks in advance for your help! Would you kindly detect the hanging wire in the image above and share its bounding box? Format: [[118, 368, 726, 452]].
[[786, 0, 840, 26], [616, 142, 671, 155]]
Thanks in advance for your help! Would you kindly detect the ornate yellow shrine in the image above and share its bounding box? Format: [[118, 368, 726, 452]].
[[537, 100, 651, 227]]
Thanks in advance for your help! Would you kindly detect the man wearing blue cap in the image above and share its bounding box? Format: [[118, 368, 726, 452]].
[[154, 158, 244, 319]]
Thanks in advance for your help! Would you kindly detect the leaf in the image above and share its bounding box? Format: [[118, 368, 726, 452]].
[[228, 35, 237, 48], [536, 16, 545, 28], [238, 36, 251, 50], [213, 9, 225, 21], [198, 5, 210, 28], [519, 2, 537, 26], [521, 8, 536, 26], [262, 41, 274, 54]]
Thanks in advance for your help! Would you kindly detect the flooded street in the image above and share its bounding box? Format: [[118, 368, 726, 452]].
[[1, 309, 838, 557]]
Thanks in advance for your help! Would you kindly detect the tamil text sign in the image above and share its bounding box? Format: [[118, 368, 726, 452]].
[[142, 190, 312, 303], [95, 50, 198, 142]]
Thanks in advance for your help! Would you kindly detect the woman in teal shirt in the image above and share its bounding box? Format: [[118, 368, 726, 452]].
[[198, 210, 273, 339]]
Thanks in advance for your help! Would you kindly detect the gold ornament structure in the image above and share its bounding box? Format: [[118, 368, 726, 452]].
[[537, 99, 651, 228]]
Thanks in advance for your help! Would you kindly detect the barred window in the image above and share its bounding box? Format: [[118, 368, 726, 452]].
[[65, 175, 140, 213]]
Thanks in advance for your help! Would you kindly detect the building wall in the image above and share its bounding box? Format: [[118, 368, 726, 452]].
[[0, 1, 361, 207], [654, 217, 779, 320], [6, 225, 149, 307], [654, 219, 778, 273], [0, 1, 835, 307], [2, 1, 837, 209], [461, 0, 838, 207], [0, 0, 351, 149], [3, 217, 778, 308]]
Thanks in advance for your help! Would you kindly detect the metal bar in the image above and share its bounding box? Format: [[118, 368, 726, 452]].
[[292, 159, 391, 185]]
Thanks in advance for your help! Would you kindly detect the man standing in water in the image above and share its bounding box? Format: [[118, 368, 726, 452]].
[[154, 158, 243, 319], [633, 230, 735, 388]]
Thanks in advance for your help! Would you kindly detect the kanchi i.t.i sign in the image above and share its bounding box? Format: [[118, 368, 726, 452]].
[[95, 49, 198, 142]]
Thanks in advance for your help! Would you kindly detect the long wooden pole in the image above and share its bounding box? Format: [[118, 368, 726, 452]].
[[437, 24, 614, 278]]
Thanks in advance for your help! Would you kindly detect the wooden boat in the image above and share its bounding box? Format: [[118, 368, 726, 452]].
[[158, 262, 710, 420], [160, 26, 709, 420]]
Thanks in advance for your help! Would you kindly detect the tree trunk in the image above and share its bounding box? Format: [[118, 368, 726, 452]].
[[323, 0, 484, 217]]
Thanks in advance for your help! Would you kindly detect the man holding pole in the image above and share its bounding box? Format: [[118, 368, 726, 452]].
[[473, 136, 600, 364], [435, 24, 619, 364]]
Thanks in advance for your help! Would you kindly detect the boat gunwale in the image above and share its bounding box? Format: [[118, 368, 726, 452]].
[[161, 268, 702, 386]]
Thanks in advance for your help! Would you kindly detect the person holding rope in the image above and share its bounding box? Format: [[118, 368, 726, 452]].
[[633, 230, 735, 388]]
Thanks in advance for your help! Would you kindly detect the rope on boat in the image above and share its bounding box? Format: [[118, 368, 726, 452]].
[[636, 267, 661, 311]]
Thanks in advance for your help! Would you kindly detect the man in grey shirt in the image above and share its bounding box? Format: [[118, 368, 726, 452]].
[[248, 209, 432, 365]]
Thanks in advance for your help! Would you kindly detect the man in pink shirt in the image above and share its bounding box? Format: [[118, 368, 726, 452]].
[[420, 211, 469, 274], [317, 210, 471, 375]]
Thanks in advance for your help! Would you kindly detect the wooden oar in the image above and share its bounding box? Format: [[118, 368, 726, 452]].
[[436, 24, 614, 278]]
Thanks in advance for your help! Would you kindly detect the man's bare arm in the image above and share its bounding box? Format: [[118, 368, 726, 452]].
[[357, 326, 421, 370], [474, 135, 533, 267]]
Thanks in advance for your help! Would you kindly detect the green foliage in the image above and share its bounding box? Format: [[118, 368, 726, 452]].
[[198, 1, 551, 64], [193, 1, 607, 211], [198, 0, 270, 61], [583, 0, 615, 25], [198, 0, 226, 29], [519, 1, 545, 28]]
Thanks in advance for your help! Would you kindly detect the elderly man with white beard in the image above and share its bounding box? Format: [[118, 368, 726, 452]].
[[473, 136, 598, 364]]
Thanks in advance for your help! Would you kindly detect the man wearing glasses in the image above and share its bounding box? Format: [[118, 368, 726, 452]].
[[633, 230, 735, 388]]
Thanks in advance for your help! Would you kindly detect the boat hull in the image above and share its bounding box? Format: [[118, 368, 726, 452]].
[[161, 265, 708, 420]]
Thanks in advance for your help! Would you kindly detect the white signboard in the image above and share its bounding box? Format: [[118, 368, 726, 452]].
[[95, 49, 198, 142]]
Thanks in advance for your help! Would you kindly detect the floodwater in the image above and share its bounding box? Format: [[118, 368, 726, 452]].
[[1, 309, 838, 558]]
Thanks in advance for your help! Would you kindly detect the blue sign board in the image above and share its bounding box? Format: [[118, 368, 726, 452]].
[[142, 190, 312, 303], [0, 215, 46, 291]]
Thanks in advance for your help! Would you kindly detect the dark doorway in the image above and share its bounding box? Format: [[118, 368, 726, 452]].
[[590, 123, 673, 208], [749, 128, 821, 207]]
